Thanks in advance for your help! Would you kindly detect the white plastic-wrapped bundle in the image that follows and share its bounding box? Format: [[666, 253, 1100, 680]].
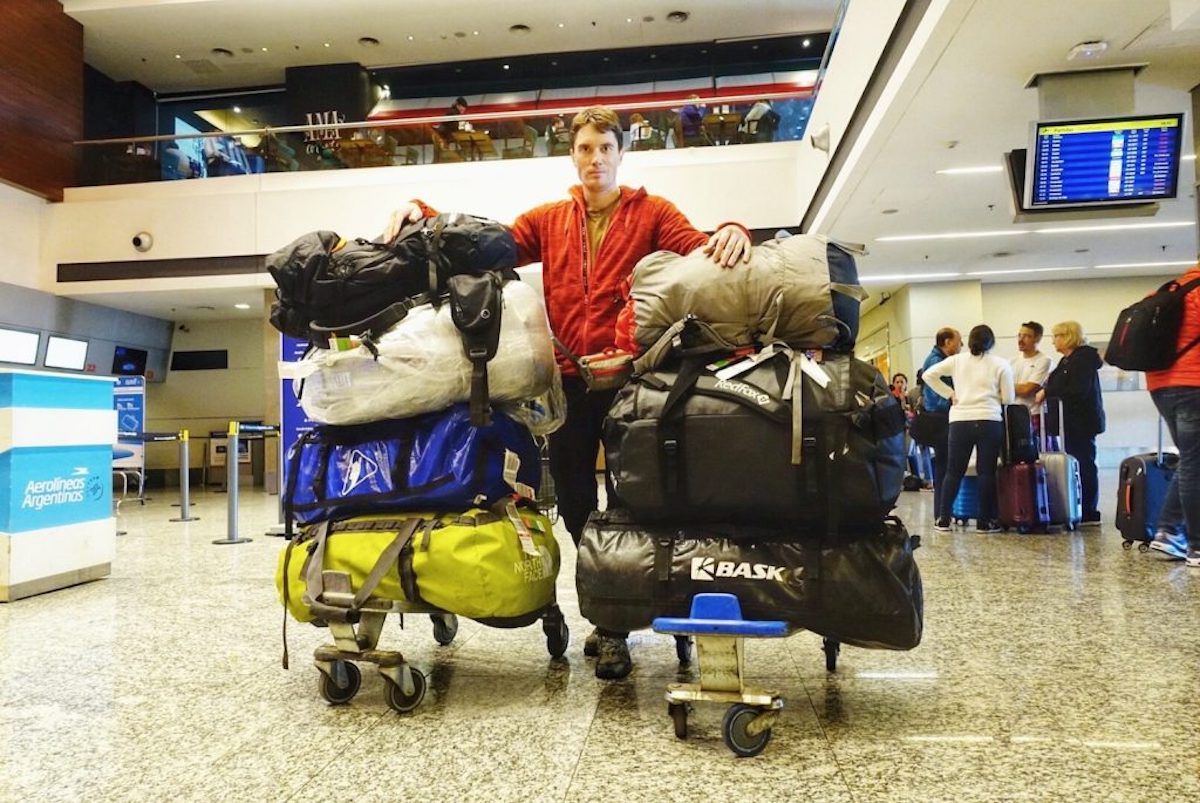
[[280, 280, 558, 425]]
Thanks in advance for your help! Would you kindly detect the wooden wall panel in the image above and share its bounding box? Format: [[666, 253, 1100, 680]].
[[0, 0, 83, 201]]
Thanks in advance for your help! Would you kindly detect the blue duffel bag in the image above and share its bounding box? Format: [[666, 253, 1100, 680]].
[[284, 403, 540, 525]]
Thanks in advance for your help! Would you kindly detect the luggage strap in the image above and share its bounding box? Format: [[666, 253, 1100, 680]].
[[427, 218, 446, 305], [301, 517, 423, 620], [449, 272, 504, 426]]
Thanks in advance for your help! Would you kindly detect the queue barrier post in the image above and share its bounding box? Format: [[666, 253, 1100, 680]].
[[169, 429, 199, 523], [213, 421, 252, 545]]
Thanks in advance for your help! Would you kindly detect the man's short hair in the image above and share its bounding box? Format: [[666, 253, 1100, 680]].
[[454, 97, 468, 108], [1021, 321, 1044, 338], [935, 327, 958, 348], [570, 106, 623, 151]]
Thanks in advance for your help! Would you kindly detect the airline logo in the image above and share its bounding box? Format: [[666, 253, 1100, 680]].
[[339, 449, 381, 495], [690, 557, 787, 582], [22, 467, 103, 510]]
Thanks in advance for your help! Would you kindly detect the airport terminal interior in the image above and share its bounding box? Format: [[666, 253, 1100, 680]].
[[1, 0, 1199, 800]]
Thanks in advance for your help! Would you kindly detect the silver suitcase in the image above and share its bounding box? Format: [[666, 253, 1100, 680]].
[[1040, 401, 1082, 530]]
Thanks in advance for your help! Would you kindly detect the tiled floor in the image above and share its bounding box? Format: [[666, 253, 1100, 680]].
[[2, 474, 1199, 802]]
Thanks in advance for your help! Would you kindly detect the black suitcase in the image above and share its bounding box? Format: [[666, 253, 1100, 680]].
[[575, 509, 923, 650], [604, 350, 906, 533], [1115, 420, 1179, 549], [1002, 404, 1038, 465]]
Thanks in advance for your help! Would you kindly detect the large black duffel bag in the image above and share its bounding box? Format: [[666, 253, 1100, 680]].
[[576, 510, 923, 650], [268, 212, 517, 340], [604, 348, 905, 533]]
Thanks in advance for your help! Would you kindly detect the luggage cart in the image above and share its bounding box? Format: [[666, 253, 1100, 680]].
[[310, 569, 569, 713], [534, 436, 559, 524], [652, 593, 789, 757]]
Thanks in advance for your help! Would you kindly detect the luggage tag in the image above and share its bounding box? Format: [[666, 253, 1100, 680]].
[[705, 348, 756, 372], [715, 345, 783, 380], [504, 500, 540, 557], [502, 449, 536, 500], [329, 336, 359, 352]]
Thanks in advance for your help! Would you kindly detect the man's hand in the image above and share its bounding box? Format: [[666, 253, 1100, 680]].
[[382, 203, 424, 243], [702, 224, 752, 268], [1034, 389, 1046, 405]]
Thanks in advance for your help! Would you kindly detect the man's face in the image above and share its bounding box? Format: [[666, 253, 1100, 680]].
[[945, 333, 963, 355], [1017, 326, 1040, 354], [572, 124, 622, 194]]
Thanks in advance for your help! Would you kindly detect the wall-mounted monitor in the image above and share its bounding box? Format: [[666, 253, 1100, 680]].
[[44, 335, 89, 371], [1023, 113, 1184, 209], [112, 345, 148, 376], [0, 327, 40, 366]]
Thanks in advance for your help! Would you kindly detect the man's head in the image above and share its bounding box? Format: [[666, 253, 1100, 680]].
[[453, 97, 468, 112], [936, 327, 962, 356], [1017, 321, 1043, 355], [570, 107, 624, 195]]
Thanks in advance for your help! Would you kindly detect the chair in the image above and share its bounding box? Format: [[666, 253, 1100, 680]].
[[503, 125, 538, 159], [431, 128, 464, 163], [402, 146, 420, 165]]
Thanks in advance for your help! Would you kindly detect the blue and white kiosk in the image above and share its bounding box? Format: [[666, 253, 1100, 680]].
[[0, 369, 117, 601]]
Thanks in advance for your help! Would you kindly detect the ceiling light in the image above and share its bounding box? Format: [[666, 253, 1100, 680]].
[[174, 54, 181, 59], [261, 46, 268, 52], [876, 230, 1027, 242], [503, 64, 510, 70], [473, 31, 479, 36], [860, 272, 964, 282], [1034, 221, 1194, 235], [1184, 154, 1196, 161], [1095, 260, 1196, 270], [803, 38, 811, 47], [407, 35, 414, 41], [936, 166, 1003, 175], [323, 42, 331, 48], [1067, 40, 1108, 60], [557, 22, 565, 28], [626, 17, 633, 23], [965, 266, 1087, 276], [666, 11, 690, 23], [234, 303, 251, 310], [232, 106, 241, 113]]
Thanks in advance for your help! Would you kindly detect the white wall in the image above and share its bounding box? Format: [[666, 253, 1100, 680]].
[[0, 183, 47, 290]]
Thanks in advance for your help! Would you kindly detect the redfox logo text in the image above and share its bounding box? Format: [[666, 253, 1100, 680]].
[[690, 557, 787, 581], [713, 379, 771, 406]]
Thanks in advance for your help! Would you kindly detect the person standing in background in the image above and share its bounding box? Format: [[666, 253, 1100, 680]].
[[921, 328, 962, 516], [1038, 320, 1105, 527], [924, 325, 1016, 533], [1011, 321, 1051, 440]]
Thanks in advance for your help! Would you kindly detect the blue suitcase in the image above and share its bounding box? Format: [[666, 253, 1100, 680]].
[[952, 472, 979, 525], [1115, 420, 1180, 549]]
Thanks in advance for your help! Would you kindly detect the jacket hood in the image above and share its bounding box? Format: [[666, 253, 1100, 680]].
[[568, 185, 648, 209], [1072, 344, 1103, 370]]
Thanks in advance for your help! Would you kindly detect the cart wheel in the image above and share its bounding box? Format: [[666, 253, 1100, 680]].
[[668, 702, 689, 739], [542, 607, 569, 659], [822, 638, 840, 672], [955, 518, 967, 526], [1137, 542, 1151, 553], [431, 613, 458, 646], [722, 704, 772, 758], [384, 667, 426, 714], [674, 635, 693, 665], [1121, 540, 1133, 551], [318, 660, 361, 705]]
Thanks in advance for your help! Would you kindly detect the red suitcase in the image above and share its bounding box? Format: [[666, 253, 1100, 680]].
[[997, 461, 1051, 533]]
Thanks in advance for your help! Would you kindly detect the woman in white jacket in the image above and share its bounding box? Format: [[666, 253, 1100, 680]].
[[924, 324, 1016, 533]]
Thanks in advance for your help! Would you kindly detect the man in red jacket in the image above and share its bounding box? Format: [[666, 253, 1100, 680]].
[[385, 106, 751, 679]]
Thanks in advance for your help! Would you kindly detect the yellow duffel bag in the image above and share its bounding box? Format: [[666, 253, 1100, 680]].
[[277, 507, 560, 627]]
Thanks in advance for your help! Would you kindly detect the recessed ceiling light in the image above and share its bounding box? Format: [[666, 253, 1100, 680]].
[[503, 64, 510, 70], [877, 230, 1026, 242], [557, 22, 565, 28], [1095, 259, 1196, 269], [936, 166, 1003, 175], [323, 42, 331, 48], [407, 35, 414, 41], [861, 272, 963, 282], [233, 105, 241, 113], [261, 46, 268, 52], [626, 17, 633, 23], [509, 24, 531, 35], [174, 54, 181, 59], [473, 31, 479, 36], [234, 303, 251, 310], [1034, 221, 1194, 235], [878, 221, 1193, 242], [1067, 40, 1108, 60], [803, 38, 811, 47], [965, 266, 1087, 276]]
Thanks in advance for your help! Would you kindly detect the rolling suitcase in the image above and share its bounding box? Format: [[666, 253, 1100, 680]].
[[1115, 419, 1179, 550], [1040, 401, 1082, 531], [997, 461, 1051, 533], [951, 470, 978, 526]]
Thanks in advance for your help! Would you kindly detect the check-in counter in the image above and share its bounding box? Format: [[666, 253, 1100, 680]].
[[0, 369, 117, 601]]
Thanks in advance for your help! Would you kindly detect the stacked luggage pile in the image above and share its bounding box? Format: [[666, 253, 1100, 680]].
[[267, 213, 570, 711], [577, 234, 925, 660]]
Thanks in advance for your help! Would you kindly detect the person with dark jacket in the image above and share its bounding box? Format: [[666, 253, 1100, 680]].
[[1038, 320, 1106, 526], [920, 327, 962, 517], [383, 106, 752, 680]]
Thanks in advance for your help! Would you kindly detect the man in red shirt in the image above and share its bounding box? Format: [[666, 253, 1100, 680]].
[[1145, 265, 1200, 566], [385, 106, 751, 679]]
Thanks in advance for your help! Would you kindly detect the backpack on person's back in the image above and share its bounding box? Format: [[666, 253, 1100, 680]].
[[1104, 276, 1200, 371]]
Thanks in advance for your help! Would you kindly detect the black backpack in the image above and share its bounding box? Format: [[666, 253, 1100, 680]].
[[267, 212, 517, 340], [1104, 276, 1200, 371]]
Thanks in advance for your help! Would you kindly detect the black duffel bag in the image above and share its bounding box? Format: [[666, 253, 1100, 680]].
[[267, 212, 517, 340], [604, 349, 905, 533], [576, 509, 923, 650]]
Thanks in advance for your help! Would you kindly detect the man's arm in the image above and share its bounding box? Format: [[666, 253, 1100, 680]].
[[922, 356, 955, 400], [652, 199, 751, 267], [1015, 354, 1050, 396]]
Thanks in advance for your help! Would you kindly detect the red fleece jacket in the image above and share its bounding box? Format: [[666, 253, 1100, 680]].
[[417, 187, 743, 375]]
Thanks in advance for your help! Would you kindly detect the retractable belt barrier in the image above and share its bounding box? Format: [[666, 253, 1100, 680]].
[[215, 422, 280, 546]]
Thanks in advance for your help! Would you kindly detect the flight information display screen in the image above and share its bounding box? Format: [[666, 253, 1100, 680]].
[[1025, 114, 1183, 208]]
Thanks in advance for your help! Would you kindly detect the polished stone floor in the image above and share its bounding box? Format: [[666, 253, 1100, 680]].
[[2, 472, 1199, 803]]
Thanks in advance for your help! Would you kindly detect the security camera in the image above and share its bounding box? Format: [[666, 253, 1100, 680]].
[[132, 232, 153, 252]]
